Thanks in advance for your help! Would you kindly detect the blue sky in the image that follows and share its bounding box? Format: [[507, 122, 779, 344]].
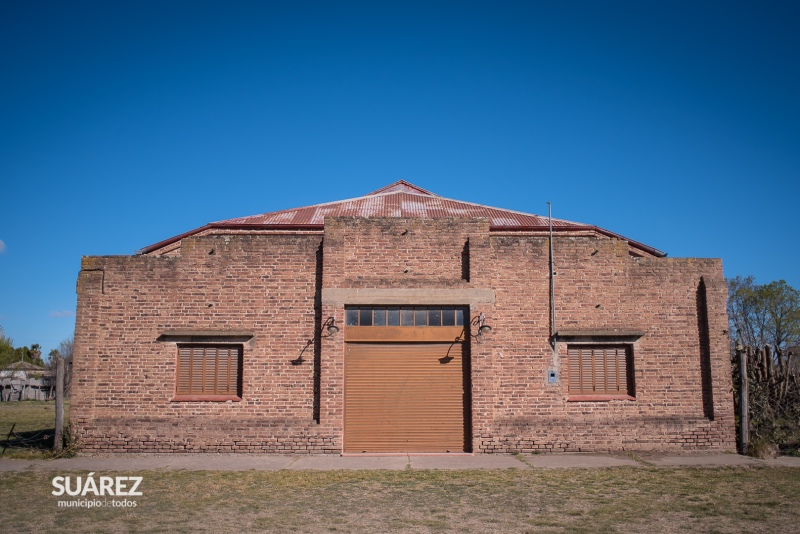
[[1, 1, 798, 356]]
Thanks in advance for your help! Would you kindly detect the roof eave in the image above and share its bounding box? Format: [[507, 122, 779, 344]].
[[137, 223, 325, 255], [141, 220, 665, 258], [491, 224, 666, 257], [137, 224, 213, 255]]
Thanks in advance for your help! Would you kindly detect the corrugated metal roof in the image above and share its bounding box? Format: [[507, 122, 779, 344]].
[[215, 180, 582, 228], [138, 181, 666, 257]]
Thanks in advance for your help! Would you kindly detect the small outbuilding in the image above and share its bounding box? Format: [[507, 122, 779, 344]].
[[73, 181, 735, 453], [1, 361, 54, 401]]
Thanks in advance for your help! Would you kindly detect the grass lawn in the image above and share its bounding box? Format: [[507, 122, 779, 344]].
[[1, 467, 799, 532], [2, 401, 799, 532], [0, 400, 69, 458]]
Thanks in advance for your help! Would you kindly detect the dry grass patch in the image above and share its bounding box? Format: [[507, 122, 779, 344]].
[[1, 466, 799, 532], [0, 400, 69, 458]]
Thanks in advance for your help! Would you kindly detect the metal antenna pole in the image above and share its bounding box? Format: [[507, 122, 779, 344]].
[[548, 202, 557, 357]]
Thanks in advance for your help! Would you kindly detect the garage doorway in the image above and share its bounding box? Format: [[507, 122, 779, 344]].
[[343, 306, 472, 453]]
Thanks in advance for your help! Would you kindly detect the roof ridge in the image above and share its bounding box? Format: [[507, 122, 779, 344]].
[[367, 180, 440, 197], [4, 361, 46, 370], [425, 194, 584, 226], [216, 186, 582, 226], [213, 191, 388, 224], [216, 182, 439, 224]]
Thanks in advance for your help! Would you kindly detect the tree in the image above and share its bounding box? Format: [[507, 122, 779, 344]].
[[57, 337, 74, 363], [728, 277, 800, 455], [28, 343, 43, 366], [47, 336, 74, 396], [727, 276, 800, 354], [0, 330, 18, 368]]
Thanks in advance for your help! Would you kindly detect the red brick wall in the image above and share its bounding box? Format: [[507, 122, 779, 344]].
[[477, 234, 735, 452], [321, 217, 491, 288], [73, 218, 735, 453], [73, 234, 338, 453]]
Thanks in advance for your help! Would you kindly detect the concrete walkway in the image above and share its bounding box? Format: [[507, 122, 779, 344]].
[[1, 452, 799, 472]]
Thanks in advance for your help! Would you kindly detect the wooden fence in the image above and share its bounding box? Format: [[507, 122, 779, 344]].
[[734, 344, 800, 454]]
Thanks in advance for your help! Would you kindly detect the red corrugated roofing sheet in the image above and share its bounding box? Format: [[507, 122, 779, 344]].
[[216, 189, 582, 229], [138, 181, 665, 257]]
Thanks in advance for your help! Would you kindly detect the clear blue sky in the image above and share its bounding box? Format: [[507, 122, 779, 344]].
[[1, 1, 798, 356]]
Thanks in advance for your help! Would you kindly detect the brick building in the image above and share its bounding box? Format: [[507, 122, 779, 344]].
[[73, 181, 735, 453]]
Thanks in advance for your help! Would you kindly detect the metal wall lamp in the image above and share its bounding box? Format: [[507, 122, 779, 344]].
[[321, 317, 339, 337], [292, 317, 338, 365], [445, 312, 493, 360], [470, 312, 492, 339]]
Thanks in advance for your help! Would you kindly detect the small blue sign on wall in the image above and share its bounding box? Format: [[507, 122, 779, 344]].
[[547, 370, 558, 383]]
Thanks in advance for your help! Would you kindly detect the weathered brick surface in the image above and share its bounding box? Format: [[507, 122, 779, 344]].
[[73, 234, 339, 453], [73, 217, 735, 453], [476, 234, 735, 452]]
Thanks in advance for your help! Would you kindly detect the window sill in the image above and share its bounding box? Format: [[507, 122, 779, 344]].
[[171, 395, 242, 402], [567, 395, 635, 402]]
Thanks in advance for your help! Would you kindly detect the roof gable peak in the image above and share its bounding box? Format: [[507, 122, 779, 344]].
[[138, 180, 665, 257], [367, 180, 439, 197], [4, 361, 45, 371]]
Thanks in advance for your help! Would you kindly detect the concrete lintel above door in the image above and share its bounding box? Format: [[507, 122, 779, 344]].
[[321, 288, 495, 306]]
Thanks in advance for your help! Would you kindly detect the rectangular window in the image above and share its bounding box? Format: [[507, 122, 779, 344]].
[[344, 306, 469, 327], [442, 307, 455, 326], [346, 308, 359, 326], [175, 345, 242, 400], [359, 308, 373, 326], [567, 345, 634, 399]]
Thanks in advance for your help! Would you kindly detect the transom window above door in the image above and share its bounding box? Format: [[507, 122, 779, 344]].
[[345, 306, 466, 327]]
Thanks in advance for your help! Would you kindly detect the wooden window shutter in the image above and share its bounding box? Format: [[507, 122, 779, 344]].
[[568, 345, 631, 396], [177, 345, 241, 396]]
